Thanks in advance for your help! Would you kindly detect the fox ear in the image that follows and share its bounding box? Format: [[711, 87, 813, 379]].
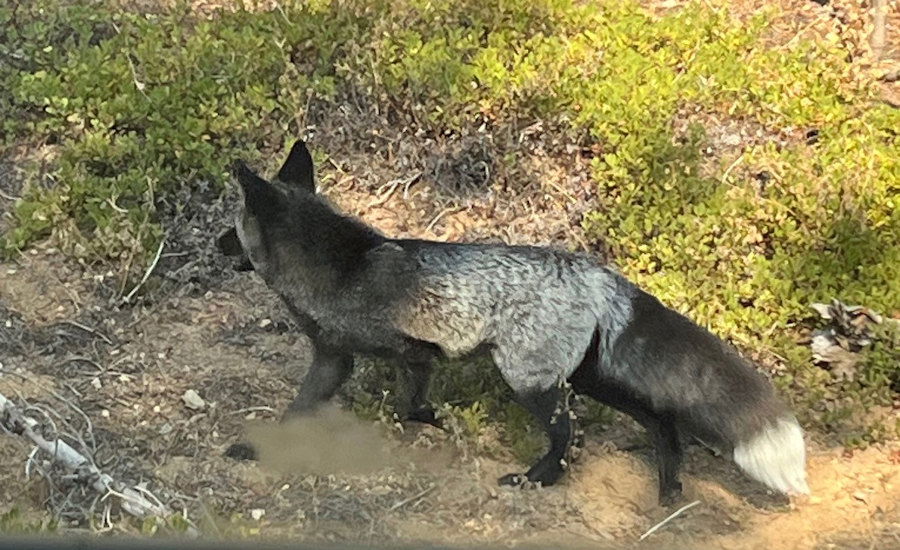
[[276, 139, 315, 192], [232, 159, 282, 215]]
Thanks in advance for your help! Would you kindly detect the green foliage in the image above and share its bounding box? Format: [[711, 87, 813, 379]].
[[1, 0, 364, 265], [2, 0, 896, 443], [0, 507, 57, 533]]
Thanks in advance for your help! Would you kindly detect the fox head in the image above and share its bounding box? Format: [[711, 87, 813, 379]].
[[216, 139, 316, 274]]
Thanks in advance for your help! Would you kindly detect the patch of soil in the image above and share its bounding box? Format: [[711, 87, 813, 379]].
[[1, 244, 898, 548]]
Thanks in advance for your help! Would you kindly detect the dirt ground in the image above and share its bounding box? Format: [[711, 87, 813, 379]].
[[1, 0, 899, 547], [1, 242, 898, 549]]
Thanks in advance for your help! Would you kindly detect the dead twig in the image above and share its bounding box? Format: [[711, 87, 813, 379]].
[[880, 68, 900, 82], [0, 391, 200, 536], [870, 0, 887, 61], [387, 484, 436, 512], [60, 321, 113, 346], [0, 188, 20, 201], [226, 406, 276, 416], [122, 237, 166, 304], [368, 172, 422, 208], [721, 153, 745, 185], [425, 206, 464, 235], [639, 500, 701, 541]]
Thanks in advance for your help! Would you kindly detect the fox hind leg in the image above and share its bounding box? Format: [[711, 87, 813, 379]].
[[397, 362, 442, 428], [596, 389, 682, 505], [570, 364, 683, 504]]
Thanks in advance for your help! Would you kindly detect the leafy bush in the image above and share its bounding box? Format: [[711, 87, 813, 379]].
[[2, 0, 361, 267]]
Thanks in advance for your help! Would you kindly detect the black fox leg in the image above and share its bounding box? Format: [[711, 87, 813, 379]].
[[283, 343, 354, 419], [572, 375, 683, 505], [593, 390, 681, 505], [397, 362, 441, 428], [225, 341, 353, 461], [498, 386, 573, 487]]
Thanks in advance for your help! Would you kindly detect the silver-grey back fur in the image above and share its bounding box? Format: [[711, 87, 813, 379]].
[[395, 244, 634, 394]]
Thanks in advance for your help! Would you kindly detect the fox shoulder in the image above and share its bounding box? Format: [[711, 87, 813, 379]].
[[365, 242, 416, 273], [361, 242, 418, 293]]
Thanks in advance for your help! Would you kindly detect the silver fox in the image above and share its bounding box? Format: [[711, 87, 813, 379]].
[[217, 139, 810, 504]]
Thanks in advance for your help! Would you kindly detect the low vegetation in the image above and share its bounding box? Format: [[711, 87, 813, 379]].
[[1, 0, 896, 456]]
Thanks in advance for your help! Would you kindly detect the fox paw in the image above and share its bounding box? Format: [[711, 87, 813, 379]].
[[659, 481, 684, 507], [403, 407, 443, 429], [225, 442, 258, 461], [497, 473, 541, 489]]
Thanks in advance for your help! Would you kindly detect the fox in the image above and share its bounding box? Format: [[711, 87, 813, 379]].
[[216, 139, 810, 505]]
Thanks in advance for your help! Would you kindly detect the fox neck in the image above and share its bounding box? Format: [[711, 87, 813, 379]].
[[263, 196, 385, 314]]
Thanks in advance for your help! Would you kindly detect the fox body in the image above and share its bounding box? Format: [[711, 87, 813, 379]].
[[218, 140, 810, 503]]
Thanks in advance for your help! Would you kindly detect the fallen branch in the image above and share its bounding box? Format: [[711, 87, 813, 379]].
[[0, 391, 199, 536], [639, 500, 701, 541]]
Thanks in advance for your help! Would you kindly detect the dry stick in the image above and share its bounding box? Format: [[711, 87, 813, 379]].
[[639, 500, 701, 541], [368, 172, 422, 208], [122, 237, 166, 304], [387, 484, 436, 512], [720, 153, 745, 186], [870, 0, 887, 61], [61, 321, 113, 346], [0, 188, 20, 201], [0, 391, 199, 536]]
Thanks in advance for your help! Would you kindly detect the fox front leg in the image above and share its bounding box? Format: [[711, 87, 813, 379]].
[[224, 340, 354, 461], [283, 343, 354, 418], [498, 386, 574, 488]]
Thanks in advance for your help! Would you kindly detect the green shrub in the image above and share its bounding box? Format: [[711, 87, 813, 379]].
[[2, 0, 363, 268]]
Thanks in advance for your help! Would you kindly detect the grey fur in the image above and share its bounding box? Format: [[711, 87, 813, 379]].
[[219, 140, 809, 501]]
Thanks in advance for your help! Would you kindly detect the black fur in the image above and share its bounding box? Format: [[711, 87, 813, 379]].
[[276, 140, 315, 192]]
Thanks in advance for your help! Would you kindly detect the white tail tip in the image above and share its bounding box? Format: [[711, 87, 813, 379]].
[[733, 417, 810, 496]]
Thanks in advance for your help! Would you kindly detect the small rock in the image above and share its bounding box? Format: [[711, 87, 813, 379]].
[[101, 409, 110, 418], [182, 389, 206, 410], [722, 133, 742, 146], [258, 318, 272, 329], [90, 378, 102, 390], [250, 508, 265, 521]]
